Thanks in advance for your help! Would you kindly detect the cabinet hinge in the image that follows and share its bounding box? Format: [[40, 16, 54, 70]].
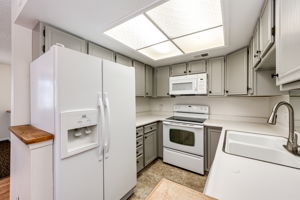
[[272, 27, 275, 36], [42, 45, 46, 53]]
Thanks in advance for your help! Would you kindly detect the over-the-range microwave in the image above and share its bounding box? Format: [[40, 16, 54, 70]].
[[169, 73, 207, 95]]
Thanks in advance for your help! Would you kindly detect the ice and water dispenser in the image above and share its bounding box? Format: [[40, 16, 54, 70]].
[[60, 109, 99, 159]]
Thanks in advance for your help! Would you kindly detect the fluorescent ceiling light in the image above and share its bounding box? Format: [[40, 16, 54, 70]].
[[104, 14, 167, 49], [138, 41, 182, 60], [104, 0, 224, 60], [173, 26, 224, 53], [146, 0, 223, 38]]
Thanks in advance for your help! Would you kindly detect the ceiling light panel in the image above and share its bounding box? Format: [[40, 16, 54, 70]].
[[138, 41, 182, 60], [104, 14, 167, 49], [146, 0, 223, 38], [173, 26, 224, 53]]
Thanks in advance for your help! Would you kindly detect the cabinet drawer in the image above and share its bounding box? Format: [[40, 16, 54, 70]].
[[136, 127, 144, 138], [144, 123, 157, 133], [136, 136, 143, 147], [136, 145, 143, 157], [137, 155, 144, 173]]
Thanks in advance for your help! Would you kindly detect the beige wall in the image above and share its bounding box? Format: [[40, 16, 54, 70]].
[[136, 95, 296, 126], [150, 96, 271, 122], [0, 63, 11, 140], [136, 97, 151, 113]]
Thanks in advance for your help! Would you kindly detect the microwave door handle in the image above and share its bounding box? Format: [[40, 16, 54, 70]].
[[163, 121, 203, 129]]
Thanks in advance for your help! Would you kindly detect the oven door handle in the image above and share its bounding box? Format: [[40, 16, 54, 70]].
[[163, 121, 203, 129]]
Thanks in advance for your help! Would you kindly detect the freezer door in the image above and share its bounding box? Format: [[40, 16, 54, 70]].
[[103, 60, 136, 200], [54, 46, 104, 200]]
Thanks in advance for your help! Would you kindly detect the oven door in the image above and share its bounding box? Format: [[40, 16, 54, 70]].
[[163, 121, 204, 156], [169, 76, 197, 95]]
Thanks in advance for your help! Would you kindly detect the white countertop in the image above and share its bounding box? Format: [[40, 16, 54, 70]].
[[203, 119, 300, 200], [136, 112, 171, 127]]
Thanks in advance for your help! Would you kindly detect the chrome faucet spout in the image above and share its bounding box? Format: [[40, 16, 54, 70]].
[[268, 101, 299, 155]]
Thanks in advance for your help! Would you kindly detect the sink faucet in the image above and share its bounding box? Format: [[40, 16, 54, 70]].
[[268, 101, 299, 155]]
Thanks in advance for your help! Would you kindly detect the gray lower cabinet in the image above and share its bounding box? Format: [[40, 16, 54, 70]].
[[145, 65, 153, 96], [207, 57, 225, 96], [88, 42, 114, 61], [170, 63, 187, 76], [206, 126, 222, 170], [225, 48, 248, 95], [136, 154, 144, 173], [134, 61, 146, 96], [115, 54, 132, 67], [144, 130, 157, 166], [155, 66, 170, 97], [136, 123, 158, 173], [188, 60, 206, 74], [136, 127, 144, 173]]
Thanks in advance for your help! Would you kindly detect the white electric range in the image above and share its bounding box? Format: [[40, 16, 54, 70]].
[[163, 104, 209, 174]]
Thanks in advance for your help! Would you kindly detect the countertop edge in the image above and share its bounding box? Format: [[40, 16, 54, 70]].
[[9, 124, 54, 145]]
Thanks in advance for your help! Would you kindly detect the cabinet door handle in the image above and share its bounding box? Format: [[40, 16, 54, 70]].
[[209, 91, 212, 94], [225, 90, 229, 93], [271, 73, 279, 78], [137, 160, 139, 164], [184, 71, 187, 73], [254, 54, 259, 58], [189, 70, 191, 73], [145, 136, 148, 139], [256, 50, 261, 54]]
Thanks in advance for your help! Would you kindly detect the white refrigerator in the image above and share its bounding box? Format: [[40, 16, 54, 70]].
[[30, 45, 136, 200]]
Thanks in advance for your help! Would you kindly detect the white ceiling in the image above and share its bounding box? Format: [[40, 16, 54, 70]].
[[0, 0, 11, 64], [16, 0, 264, 67]]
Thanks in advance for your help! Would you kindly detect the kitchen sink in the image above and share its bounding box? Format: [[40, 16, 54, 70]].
[[224, 130, 300, 170]]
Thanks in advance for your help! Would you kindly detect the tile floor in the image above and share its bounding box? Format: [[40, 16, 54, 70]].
[[129, 159, 207, 200]]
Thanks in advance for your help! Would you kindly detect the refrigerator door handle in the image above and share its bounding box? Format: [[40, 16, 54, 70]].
[[103, 92, 111, 159], [97, 92, 105, 161]]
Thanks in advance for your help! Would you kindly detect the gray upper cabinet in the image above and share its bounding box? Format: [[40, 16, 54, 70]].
[[259, 0, 274, 57], [133, 61, 146, 97], [275, 0, 300, 88], [115, 54, 132, 67], [225, 48, 248, 95], [188, 60, 206, 74], [88, 42, 114, 61], [207, 57, 225, 96], [248, 39, 254, 95], [144, 130, 157, 166], [145, 65, 153, 96], [45, 25, 87, 53], [155, 66, 170, 97], [170, 63, 187, 76], [252, 22, 261, 68], [253, 69, 282, 96]]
